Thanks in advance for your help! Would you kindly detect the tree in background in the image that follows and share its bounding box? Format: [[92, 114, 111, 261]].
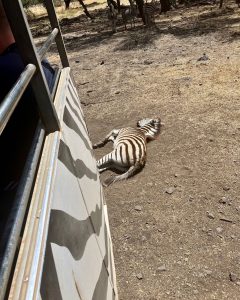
[[22, 0, 94, 19]]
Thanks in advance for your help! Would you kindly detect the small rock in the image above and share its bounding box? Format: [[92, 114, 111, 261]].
[[165, 187, 175, 195], [209, 138, 214, 142], [207, 211, 215, 219], [75, 60, 80, 63], [219, 197, 227, 204], [87, 90, 93, 93], [205, 270, 212, 276], [174, 173, 179, 177], [114, 91, 120, 95], [100, 60, 104, 65], [216, 227, 223, 233], [229, 272, 238, 282], [197, 53, 209, 61], [223, 186, 230, 191], [157, 264, 167, 272], [134, 205, 142, 211], [136, 273, 143, 280], [144, 60, 153, 65], [189, 196, 194, 202]]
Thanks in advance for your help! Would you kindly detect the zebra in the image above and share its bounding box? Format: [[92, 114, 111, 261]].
[[144, 0, 161, 26], [107, 3, 118, 33], [121, 5, 138, 30], [93, 118, 162, 186]]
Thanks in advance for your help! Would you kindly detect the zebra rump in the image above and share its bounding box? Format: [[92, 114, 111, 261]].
[[93, 118, 162, 187]]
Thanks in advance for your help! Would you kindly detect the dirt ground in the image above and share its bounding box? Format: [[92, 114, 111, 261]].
[[34, 1, 240, 299]]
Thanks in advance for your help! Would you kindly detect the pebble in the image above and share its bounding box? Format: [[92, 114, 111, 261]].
[[223, 186, 230, 191], [134, 205, 142, 211], [100, 60, 104, 65], [144, 60, 153, 65], [75, 60, 80, 63], [157, 264, 167, 272], [229, 272, 238, 282], [205, 269, 212, 276], [219, 197, 227, 204], [114, 91, 120, 94], [136, 273, 143, 280], [216, 227, 223, 233], [197, 53, 209, 61], [165, 187, 175, 195], [207, 211, 215, 219]]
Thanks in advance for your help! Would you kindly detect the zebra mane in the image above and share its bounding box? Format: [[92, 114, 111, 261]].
[[137, 118, 162, 140]]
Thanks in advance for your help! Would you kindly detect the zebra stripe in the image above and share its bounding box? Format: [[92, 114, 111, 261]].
[[144, 1, 161, 26], [93, 118, 162, 186]]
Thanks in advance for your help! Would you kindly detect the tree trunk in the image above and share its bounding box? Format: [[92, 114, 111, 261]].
[[116, 0, 121, 12], [160, 0, 171, 12], [108, 0, 118, 9], [64, 0, 71, 9], [135, 0, 145, 24]]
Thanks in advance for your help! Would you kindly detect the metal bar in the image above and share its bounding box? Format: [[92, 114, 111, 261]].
[[0, 64, 36, 135], [38, 28, 59, 61], [0, 123, 45, 300], [2, 0, 60, 134], [43, 0, 69, 68]]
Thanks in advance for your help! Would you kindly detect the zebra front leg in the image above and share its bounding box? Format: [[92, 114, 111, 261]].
[[92, 129, 120, 149]]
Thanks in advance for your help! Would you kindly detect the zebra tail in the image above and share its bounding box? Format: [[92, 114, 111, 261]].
[[103, 162, 145, 187]]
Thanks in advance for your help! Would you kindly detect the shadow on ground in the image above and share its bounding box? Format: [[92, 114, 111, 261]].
[[31, 3, 240, 52]]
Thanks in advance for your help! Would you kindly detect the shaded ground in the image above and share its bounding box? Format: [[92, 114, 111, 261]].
[[35, 1, 240, 299]]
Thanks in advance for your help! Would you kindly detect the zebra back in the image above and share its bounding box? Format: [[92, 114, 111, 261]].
[[144, 0, 161, 14], [144, 0, 161, 25]]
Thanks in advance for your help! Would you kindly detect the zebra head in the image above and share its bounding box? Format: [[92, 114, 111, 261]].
[[137, 118, 162, 140]]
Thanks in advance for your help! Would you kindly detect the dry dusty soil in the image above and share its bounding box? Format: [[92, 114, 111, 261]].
[[34, 2, 240, 299]]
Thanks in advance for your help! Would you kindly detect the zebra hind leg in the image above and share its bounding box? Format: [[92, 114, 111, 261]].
[[103, 162, 145, 187], [92, 129, 119, 149]]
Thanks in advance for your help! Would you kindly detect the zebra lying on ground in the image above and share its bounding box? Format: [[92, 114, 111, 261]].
[[93, 118, 162, 187]]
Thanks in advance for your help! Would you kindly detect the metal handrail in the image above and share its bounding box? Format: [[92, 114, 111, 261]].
[[38, 28, 59, 61], [0, 64, 36, 135], [2, 0, 60, 134]]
